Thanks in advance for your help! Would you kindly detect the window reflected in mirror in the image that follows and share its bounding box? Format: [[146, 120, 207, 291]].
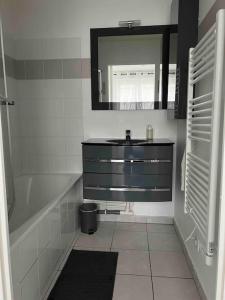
[[91, 25, 178, 110], [108, 64, 156, 103], [98, 34, 162, 109]]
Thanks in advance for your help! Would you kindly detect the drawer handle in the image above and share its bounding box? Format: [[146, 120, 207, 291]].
[[85, 159, 171, 163], [85, 187, 171, 192]]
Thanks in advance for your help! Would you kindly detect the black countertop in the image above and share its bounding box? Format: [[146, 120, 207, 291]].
[[82, 138, 174, 146]]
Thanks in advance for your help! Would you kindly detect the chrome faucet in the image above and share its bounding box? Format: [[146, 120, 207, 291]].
[[125, 129, 131, 141]]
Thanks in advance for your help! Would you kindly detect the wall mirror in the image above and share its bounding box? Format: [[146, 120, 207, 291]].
[[91, 25, 177, 110]]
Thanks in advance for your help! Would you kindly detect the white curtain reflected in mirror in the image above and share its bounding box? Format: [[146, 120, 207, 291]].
[[108, 64, 156, 103], [94, 29, 177, 110], [98, 34, 163, 108]]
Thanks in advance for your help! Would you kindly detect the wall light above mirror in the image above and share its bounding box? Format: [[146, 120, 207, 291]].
[[91, 25, 178, 110]]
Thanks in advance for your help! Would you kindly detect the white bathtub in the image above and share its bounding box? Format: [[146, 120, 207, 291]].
[[10, 174, 82, 300]]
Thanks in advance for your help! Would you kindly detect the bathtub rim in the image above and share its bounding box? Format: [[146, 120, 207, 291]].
[[10, 173, 82, 250]]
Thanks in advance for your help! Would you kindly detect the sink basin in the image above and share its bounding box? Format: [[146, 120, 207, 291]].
[[107, 139, 147, 145]]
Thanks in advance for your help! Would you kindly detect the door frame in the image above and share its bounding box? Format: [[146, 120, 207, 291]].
[[216, 141, 225, 300], [216, 97, 225, 300], [215, 17, 225, 299], [0, 18, 13, 300], [0, 126, 13, 300]]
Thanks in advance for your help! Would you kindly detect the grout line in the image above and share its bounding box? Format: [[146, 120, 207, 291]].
[[115, 273, 193, 279], [152, 275, 193, 279], [117, 273, 151, 277], [110, 223, 116, 251], [147, 224, 155, 300], [111, 248, 149, 252], [74, 247, 111, 251], [148, 249, 183, 253]]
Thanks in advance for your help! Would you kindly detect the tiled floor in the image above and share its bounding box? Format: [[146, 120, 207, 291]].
[[74, 222, 201, 300]]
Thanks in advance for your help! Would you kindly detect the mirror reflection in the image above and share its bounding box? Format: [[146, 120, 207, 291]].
[[98, 34, 162, 108], [92, 27, 177, 110]]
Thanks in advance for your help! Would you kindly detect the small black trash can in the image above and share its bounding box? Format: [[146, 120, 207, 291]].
[[80, 203, 98, 234]]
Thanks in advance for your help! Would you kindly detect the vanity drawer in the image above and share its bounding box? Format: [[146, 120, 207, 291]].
[[83, 145, 173, 160], [84, 187, 172, 202], [84, 173, 172, 188], [83, 161, 172, 175]]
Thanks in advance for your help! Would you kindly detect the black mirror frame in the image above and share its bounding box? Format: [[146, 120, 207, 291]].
[[90, 24, 178, 111]]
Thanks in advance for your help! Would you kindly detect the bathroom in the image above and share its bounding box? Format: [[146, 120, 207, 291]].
[[0, 0, 225, 299]]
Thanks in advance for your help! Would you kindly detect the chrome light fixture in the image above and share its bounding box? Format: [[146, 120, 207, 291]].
[[118, 20, 141, 28]]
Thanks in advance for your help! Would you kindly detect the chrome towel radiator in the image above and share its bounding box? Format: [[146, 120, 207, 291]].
[[185, 10, 225, 265]]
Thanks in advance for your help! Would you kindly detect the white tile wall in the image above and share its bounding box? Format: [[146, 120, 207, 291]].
[[4, 37, 16, 58], [11, 38, 84, 174], [64, 99, 83, 117], [15, 39, 44, 60], [6, 76, 22, 176], [15, 37, 81, 60]]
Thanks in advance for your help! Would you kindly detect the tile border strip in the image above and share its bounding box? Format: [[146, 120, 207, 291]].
[[4, 54, 91, 80]]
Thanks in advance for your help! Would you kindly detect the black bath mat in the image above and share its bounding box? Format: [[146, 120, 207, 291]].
[[48, 250, 118, 300]]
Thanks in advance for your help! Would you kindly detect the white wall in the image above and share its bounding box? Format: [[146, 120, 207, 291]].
[[174, 119, 218, 300], [98, 35, 162, 103], [77, 0, 177, 218], [174, 1, 225, 298], [199, 0, 216, 23], [2, 37, 84, 175], [174, 1, 220, 296], [2, 2, 84, 175], [5, 0, 177, 218], [9, 0, 172, 55], [2, 0, 221, 299], [15, 38, 83, 174]]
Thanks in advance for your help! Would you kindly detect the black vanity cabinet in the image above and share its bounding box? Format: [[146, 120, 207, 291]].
[[82, 139, 174, 202]]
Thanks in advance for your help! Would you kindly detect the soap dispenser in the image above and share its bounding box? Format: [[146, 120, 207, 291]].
[[146, 124, 153, 140]]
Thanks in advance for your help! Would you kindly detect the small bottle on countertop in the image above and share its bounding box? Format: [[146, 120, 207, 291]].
[[146, 124, 153, 140]]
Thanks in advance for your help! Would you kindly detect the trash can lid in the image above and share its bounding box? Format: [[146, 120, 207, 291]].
[[80, 203, 97, 212]]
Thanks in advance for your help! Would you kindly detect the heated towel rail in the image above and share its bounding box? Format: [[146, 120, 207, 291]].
[[185, 10, 225, 265]]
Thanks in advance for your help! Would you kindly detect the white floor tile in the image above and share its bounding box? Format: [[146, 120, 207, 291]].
[[44, 222, 201, 300], [75, 229, 113, 248], [98, 221, 116, 233], [153, 277, 201, 300], [115, 222, 147, 232], [148, 232, 182, 251], [150, 251, 192, 278], [113, 275, 153, 300], [112, 231, 148, 251], [115, 249, 151, 276], [74, 246, 110, 252], [147, 224, 175, 234]]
